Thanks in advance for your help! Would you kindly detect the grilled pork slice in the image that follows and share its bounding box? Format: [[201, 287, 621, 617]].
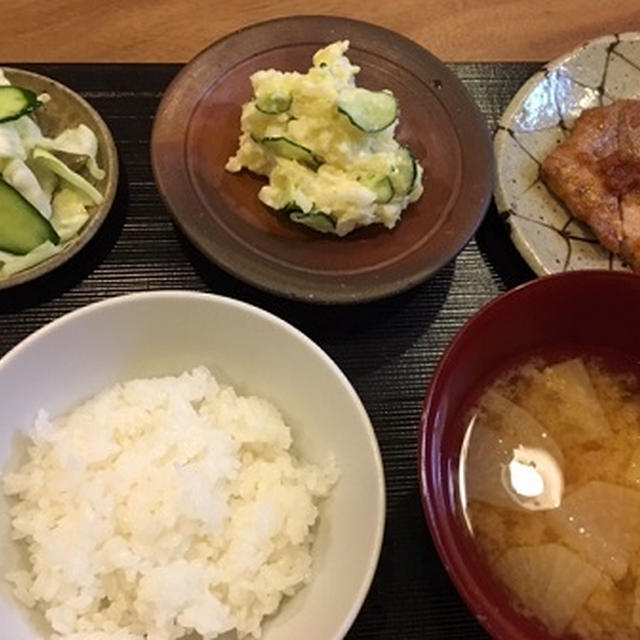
[[541, 100, 640, 271]]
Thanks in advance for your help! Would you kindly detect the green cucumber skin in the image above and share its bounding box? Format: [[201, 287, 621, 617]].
[[374, 177, 394, 204], [0, 86, 43, 124], [338, 106, 395, 133], [254, 92, 292, 115], [0, 178, 59, 255], [389, 148, 417, 196], [406, 148, 418, 191], [278, 202, 300, 214], [260, 136, 322, 169], [337, 88, 399, 133], [278, 204, 336, 232], [289, 210, 336, 232], [358, 174, 395, 204]]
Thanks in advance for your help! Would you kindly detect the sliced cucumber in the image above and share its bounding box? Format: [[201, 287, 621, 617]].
[[0, 86, 43, 123], [0, 177, 59, 255], [358, 173, 394, 204], [289, 210, 336, 233], [278, 202, 300, 214], [389, 147, 417, 195], [255, 91, 292, 115], [337, 88, 398, 133], [261, 137, 321, 169]]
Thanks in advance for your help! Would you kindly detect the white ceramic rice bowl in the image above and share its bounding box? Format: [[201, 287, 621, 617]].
[[0, 291, 385, 640]]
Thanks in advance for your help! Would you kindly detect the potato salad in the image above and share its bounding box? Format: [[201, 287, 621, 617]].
[[225, 41, 424, 236]]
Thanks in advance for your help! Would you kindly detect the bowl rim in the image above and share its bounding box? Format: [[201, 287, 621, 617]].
[[418, 270, 640, 639], [0, 66, 119, 291], [0, 290, 386, 639]]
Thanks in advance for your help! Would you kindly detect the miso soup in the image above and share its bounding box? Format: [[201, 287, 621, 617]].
[[460, 356, 640, 639]]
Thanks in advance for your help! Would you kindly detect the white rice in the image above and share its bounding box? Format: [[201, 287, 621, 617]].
[[2, 366, 338, 640]]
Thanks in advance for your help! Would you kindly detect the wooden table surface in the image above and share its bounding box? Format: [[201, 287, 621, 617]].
[[1, 0, 639, 63]]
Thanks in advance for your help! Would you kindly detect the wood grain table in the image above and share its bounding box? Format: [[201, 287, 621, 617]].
[[1, 4, 638, 640], [1, 0, 639, 63]]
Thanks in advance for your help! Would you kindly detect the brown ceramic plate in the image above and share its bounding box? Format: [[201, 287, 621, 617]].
[[151, 16, 492, 303], [0, 68, 118, 290]]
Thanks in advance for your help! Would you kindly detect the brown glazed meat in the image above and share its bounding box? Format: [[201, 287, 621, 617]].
[[541, 100, 640, 271]]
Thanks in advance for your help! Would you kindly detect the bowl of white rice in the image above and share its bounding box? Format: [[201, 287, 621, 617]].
[[0, 291, 385, 640]]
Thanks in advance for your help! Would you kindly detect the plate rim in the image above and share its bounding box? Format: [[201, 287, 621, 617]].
[[0, 66, 119, 291], [151, 14, 494, 303]]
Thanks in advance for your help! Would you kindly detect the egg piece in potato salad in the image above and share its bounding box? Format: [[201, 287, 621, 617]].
[[225, 41, 424, 236]]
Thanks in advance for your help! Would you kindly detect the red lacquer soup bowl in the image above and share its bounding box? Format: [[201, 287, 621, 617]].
[[419, 270, 640, 640]]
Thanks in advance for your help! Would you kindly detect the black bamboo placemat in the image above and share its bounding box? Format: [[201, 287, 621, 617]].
[[0, 62, 541, 639]]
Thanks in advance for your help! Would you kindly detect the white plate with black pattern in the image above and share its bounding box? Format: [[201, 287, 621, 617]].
[[494, 33, 640, 275]]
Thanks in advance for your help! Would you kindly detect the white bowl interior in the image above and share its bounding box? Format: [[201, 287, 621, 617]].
[[0, 291, 385, 639]]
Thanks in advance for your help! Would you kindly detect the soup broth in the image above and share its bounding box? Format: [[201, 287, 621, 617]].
[[461, 356, 640, 639]]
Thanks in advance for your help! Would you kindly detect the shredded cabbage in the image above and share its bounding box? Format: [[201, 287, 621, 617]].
[[32, 147, 103, 205], [13, 115, 44, 151], [27, 158, 58, 199], [51, 188, 91, 241], [0, 241, 61, 277], [39, 123, 105, 180], [0, 68, 106, 279], [0, 122, 26, 161]]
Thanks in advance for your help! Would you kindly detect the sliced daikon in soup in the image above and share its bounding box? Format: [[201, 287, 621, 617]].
[[625, 444, 640, 486], [546, 481, 640, 580], [495, 543, 602, 636], [462, 356, 640, 639], [482, 390, 565, 466], [541, 359, 611, 441], [463, 421, 523, 510], [462, 391, 564, 511]]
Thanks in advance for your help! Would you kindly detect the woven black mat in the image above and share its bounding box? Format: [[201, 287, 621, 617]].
[[0, 62, 541, 639]]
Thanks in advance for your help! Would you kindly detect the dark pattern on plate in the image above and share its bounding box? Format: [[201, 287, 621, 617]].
[[495, 34, 640, 274], [0, 61, 537, 639]]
